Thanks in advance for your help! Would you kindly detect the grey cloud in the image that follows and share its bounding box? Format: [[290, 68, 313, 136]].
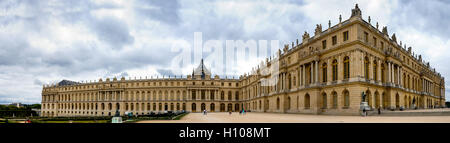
[[393, 0, 450, 39], [134, 0, 181, 25], [157, 69, 174, 76], [120, 72, 129, 77], [91, 17, 135, 49], [33, 79, 43, 85], [1, 0, 449, 103]]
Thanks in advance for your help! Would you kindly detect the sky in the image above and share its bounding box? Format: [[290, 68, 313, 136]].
[[0, 0, 449, 104]]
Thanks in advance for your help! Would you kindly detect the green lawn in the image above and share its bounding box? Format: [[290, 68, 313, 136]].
[[33, 120, 109, 123]]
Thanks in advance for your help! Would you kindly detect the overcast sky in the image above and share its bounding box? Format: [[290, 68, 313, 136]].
[[0, 0, 449, 104]]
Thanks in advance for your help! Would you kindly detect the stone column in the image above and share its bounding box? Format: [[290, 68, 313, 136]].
[[398, 66, 400, 86], [422, 79, 424, 92], [302, 65, 305, 86], [310, 63, 313, 84], [315, 60, 319, 84], [400, 67, 403, 87], [388, 62, 391, 83], [283, 73, 285, 90], [377, 60, 381, 82], [392, 64, 395, 84], [327, 59, 331, 83], [298, 67, 301, 87], [369, 57, 373, 81]]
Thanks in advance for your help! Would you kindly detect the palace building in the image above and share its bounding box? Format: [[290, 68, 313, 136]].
[[41, 4, 445, 117]]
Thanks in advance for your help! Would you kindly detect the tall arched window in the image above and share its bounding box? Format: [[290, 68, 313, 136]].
[[210, 103, 215, 112], [221, 91, 224, 100], [235, 91, 239, 100], [192, 103, 196, 112], [201, 103, 206, 111], [407, 75, 410, 89], [332, 59, 338, 81], [322, 63, 327, 82], [322, 93, 327, 109], [164, 91, 168, 101], [344, 56, 350, 79], [373, 60, 377, 81], [332, 92, 338, 108], [304, 94, 310, 109], [201, 90, 205, 100], [276, 98, 280, 110], [343, 90, 350, 108], [288, 74, 292, 89], [191, 91, 196, 100], [228, 91, 232, 101], [287, 97, 291, 110], [364, 57, 369, 79]]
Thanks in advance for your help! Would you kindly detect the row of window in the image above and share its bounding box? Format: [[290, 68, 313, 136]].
[[322, 31, 349, 50], [45, 81, 240, 92], [191, 91, 239, 100]]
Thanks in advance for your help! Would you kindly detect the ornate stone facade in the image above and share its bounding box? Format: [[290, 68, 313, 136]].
[[41, 4, 445, 116]]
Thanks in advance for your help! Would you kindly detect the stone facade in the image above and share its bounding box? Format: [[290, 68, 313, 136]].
[[41, 4, 445, 117]]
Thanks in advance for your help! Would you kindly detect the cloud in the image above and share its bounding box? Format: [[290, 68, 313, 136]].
[[91, 17, 135, 49], [0, 0, 449, 103]]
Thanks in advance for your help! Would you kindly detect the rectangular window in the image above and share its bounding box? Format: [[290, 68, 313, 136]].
[[364, 32, 368, 43], [332, 36, 337, 45], [373, 37, 377, 47], [343, 31, 349, 41], [381, 41, 384, 49], [322, 40, 327, 49]]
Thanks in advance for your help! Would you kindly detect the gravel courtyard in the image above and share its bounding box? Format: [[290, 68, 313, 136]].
[[137, 111, 450, 123]]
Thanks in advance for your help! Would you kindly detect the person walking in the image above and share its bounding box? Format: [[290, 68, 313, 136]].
[[362, 108, 366, 117], [378, 107, 381, 115]]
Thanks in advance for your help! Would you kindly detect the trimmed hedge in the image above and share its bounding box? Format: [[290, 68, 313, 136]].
[[0, 110, 37, 118]]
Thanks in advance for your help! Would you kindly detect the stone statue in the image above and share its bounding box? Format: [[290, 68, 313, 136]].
[[391, 33, 397, 43], [114, 109, 120, 117], [283, 44, 288, 53], [360, 91, 370, 111], [328, 20, 331, 28], [302, 31, 310, 42], [339, 15, 342, 23], [376, 22, 379, 29], [368, 16, 371, 23], [382, 26, 388, 35], [361, 92, 366, 102], [315, 24, 322, 35], [351, 4, 362, 18]]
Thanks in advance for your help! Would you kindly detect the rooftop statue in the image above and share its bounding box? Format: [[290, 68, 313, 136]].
[[351, 4, 362, 18]]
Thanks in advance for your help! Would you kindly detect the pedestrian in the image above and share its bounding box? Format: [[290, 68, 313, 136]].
[[362, 108, 366, 117], [229, 111, 232, 115], [378, 107, 381, 115]]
